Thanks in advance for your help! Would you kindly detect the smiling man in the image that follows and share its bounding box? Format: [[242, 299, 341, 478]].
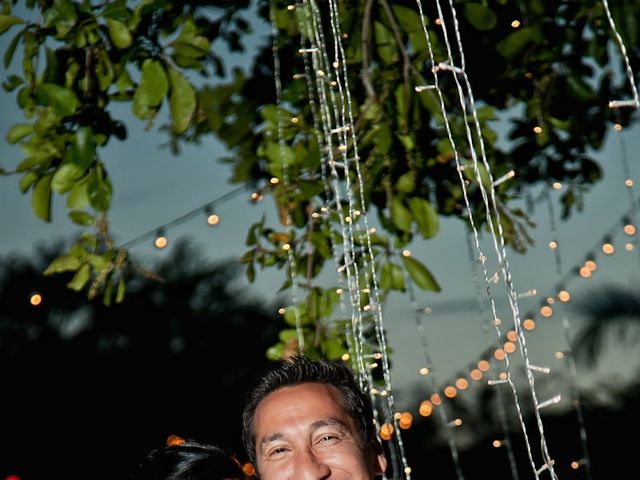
[[241, 355, 388, 479]]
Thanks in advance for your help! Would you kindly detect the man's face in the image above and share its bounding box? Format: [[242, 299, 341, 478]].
[[253, 382, 387, 479]]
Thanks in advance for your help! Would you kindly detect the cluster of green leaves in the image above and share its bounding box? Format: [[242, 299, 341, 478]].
[[1, 0, 252, 302], [1, 0, 639, 362]]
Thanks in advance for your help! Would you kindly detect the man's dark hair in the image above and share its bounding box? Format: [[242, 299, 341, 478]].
[[241, 355, 380, 465]]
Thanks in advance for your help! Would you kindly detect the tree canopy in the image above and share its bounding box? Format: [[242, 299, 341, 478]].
[[1, 0, 639, 361]]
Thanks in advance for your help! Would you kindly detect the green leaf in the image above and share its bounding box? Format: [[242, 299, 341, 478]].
[[380, 261, 405, 291], [106, 18, 132, 49], [463, 3, 498, 31], [66, 179, 90, 209], [0, 15, 24, 35], [68, 210, 95, 226], [43, 255, 81, 275], [396, 172, 415, 193], [391, 5, 423, 33], [496, 26, 543, 59], [168, 68, 196, 134], [115, 277, 126, 303], [6, 123, 32, 144], [321, 337, 346, 361], [19, 171, 38, 193], [42, 0, 78, 38], [565, 73, 596, 101], [69, 127, 95, 169], [374, 21, 398, 65], [52, 163, 84, 193], [132, 59, 168, 119], [463, 162, 491, 190], [102, 0, 131, 21], [32, 174, 53, 222], [34, 83, 79, 116], [2, 74, 23, 92], [402, 255, 441, 292], [88, 165, 112, 212], [3, 27, 23, 69], [283, 303, 311, 326], [67, 263, 91, 292], [390, 197, 412, 232], [408, 197, 439, 239]]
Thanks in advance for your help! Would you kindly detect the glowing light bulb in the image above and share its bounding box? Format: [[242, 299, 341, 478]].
[[579, 266, 591, 278], [444, 386, 457, 398], [419, 367, 430, 376], [493, 440, 502, 448], [558, 290, 571, 302], [602, 242, 614, 254], [494, 348, 506, 361], [166, 434, 185, 446], [504, 341, 516, 354], [242, 463, 256, 476], [341, 353, 350, 361], [533, 125, 543, 134], [470, 369, 483, 381], [379, 423, 394, 440], [455, 378, 469, 390], [555, 351, 565, 359], [614, 123, 622, 131], [270, 177, 279, 185], [511, 19, 521, 28], [548, 240, 558, 249], [624, 224, 636, 235], [625, 178, 634, 187], [626, 242, 635, 251], [207, 213, 220, 226], [506, 330, 517, 342], [540, 305, 553, 318], [478, 360, 490, 371], [402, 249, 411, 257], [154, 233, 168, 249], [552, 182, 562, 189], [430, 393, 442, 405], [399, 412, 413, 429], [30, 293, 42, 306], [585, 259, 597, 271], [419, 400, 433, 417], [523, 318, 536, 330], [278, 307, 286, 315]]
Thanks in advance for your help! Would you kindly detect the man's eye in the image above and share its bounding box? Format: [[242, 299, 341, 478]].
[[268, 447, 288, 457], [318, 434, 339, 444]]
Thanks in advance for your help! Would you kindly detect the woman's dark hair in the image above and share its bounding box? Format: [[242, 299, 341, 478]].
[[241, 355, 380, 465], [132, 440, 247, 480]]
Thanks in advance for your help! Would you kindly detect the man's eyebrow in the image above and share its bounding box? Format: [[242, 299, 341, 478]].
[[311, 417, 351, 432], [260, 432, 284, 450]]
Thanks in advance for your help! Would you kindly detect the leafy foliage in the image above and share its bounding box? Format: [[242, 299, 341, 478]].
[[1, 0, 639, 360]]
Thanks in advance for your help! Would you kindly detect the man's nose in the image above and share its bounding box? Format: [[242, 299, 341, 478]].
[[292, 449, 331, 479]]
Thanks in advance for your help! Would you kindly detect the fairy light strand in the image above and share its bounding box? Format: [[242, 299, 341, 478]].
[[292, 2, 357, 363], [402, 248, 466, 480], [269, 1, 305, 353], [327, 0, 412, 475], [120, 184, 248, 249], [414, 0, 558, 477], [601, 0, 640, 109], [464, 228, 521, 480]]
